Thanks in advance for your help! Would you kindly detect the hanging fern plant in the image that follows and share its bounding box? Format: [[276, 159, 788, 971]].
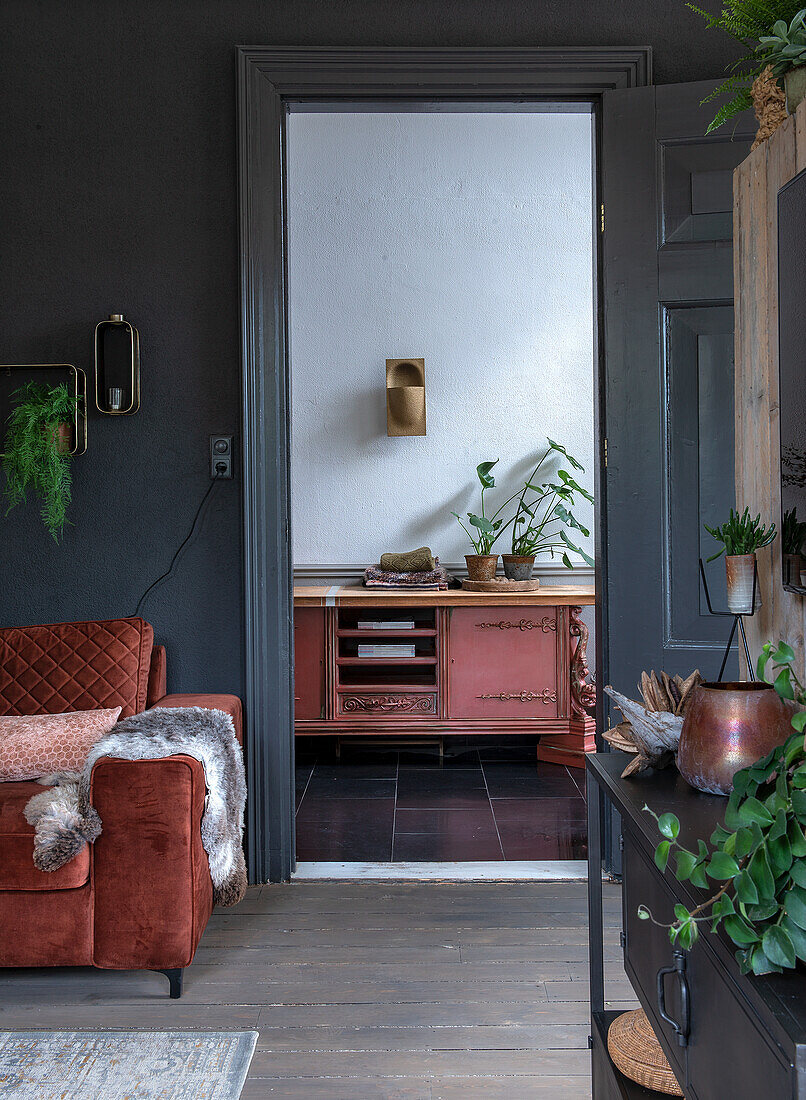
[[689, 1, 806, 132], [1, 380, 78, 541]]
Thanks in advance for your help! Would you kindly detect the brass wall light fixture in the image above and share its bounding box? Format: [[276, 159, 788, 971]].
[[386, 358, 426, 436], [94, 314, 140, 415]]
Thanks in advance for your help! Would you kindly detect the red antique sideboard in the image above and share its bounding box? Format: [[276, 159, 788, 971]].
[[293, 585, 596, 768]]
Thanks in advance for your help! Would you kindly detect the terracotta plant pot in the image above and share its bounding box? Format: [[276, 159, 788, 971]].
[[502, 554, 535, 581], [465, 554, 498, 582], [725, 553, 760, 615], [785, 66, 806, 114], [44, 421, 72, 456], [678, 682, 795, 795]]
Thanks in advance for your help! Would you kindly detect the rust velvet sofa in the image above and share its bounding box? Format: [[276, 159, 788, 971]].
[[0, 617, 243, 998]]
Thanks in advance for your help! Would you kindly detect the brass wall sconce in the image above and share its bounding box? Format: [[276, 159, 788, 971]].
[[94, 314, 140, 415], [386, 358, 426, 436], [1, 363, 87, 455]]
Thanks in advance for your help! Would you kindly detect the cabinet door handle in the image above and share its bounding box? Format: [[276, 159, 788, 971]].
[[656, 949, 690, 1047]]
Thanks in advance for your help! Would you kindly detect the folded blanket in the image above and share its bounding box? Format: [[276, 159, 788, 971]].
[[379, 547, 436, 572], [364, 563, 450, 590], [24, 706, 247, 907]]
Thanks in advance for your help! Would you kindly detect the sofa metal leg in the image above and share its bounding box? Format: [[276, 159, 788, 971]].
[[156, 967, 183, 998]]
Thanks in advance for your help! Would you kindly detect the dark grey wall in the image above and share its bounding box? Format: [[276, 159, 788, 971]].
[[0, 1, 739, 696]]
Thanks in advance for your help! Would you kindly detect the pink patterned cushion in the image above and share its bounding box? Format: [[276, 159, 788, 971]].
[[0, 708, 122, 780]]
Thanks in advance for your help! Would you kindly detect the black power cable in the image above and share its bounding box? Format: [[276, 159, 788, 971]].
[[133, 477, 221, 618]]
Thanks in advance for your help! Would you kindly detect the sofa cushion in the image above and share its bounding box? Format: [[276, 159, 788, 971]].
[[0, 618, 153, 718], [0, 707, 122, 780], [0, 781, 90, 890]]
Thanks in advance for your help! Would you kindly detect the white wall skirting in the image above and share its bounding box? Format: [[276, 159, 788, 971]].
[[294, 562, 595, 585]]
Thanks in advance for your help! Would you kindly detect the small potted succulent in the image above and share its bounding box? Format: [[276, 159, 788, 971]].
[[1, 380, 78, 541], [783, 506, 806, 586], [503, 439, 594, 580], [705, 507, 777, 614], [757, 10, 806, 112], [452, 460, 509, 580]]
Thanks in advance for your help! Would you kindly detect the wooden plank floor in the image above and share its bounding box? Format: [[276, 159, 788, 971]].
[[0, 882, 635, 1099]]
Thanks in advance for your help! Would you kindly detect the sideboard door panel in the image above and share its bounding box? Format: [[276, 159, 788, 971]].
[[294, 608, 325, 720], [448, 607, 558, 718]]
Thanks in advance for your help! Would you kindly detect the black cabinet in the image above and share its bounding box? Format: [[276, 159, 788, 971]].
[[588, 753, 806, 1099]]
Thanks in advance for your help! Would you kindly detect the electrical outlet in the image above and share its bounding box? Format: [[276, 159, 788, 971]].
[[210, 435, 233, 479]]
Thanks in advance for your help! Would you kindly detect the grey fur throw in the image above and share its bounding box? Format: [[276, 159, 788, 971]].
[[24, 707, 247, 907]]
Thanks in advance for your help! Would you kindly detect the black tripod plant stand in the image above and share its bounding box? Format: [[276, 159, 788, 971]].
[[698, 557, 758, 682]]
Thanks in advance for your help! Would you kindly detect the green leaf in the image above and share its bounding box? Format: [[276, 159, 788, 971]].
[[706, 851, 741, 880], [674, 903, 690, 922], [785, 885, 806, 929], [476, 460, 498, 488], [734, 826, 756, 859], [773, 642, 796, 664], [769, 830, 793, 875], [724, 914, 760, 946], [789, 818, 806, 857], [781, 916, 806, 961], [738, 797, 774, 827], [677, 921, 698, 950], [745, 899, 779, 921], [791, 860, 806, 888], [791, 789, 806, 821], [637, 905, 651, 920], [468, 514, 494, 535], [764, 926, 796, 968], [658, 813, 680, 841], [750, 944, 783, 976], [749, 846, 775, 900], [735, 869, 759, 905], [775, 668, 796, 701], [711, 894, 735, 931], [655, 840, 671, 873], [689, 861, 709, 890], [674, 848, 698, 881], [792, 711, 806, 733], [769, 808, 788, 842]]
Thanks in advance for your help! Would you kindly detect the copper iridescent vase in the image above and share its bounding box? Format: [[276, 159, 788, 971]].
[[678, 682, 794, 795]]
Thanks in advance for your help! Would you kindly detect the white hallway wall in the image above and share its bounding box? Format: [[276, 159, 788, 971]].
[[287, 108, 595, 579]]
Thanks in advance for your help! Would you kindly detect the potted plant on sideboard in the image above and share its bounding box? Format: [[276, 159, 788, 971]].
[[503, 439, 595, 581], [1, 380, 78, 541], [704, 507, 777, 614], [452, 459, 510, 581]]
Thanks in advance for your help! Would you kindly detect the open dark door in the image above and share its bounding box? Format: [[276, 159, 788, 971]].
[[600, 81, 754, 869], [602, 80, 755, 698]]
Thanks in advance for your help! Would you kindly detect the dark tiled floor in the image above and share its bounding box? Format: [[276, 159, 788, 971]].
[[295, 739, 587, 862]]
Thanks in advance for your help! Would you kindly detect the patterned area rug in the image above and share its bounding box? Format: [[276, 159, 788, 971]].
[[0, 1031, 258, 1099]]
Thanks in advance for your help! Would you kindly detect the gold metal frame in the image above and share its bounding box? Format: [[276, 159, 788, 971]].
[[94, 315, 140, 415], [1, 363, 87, 456]]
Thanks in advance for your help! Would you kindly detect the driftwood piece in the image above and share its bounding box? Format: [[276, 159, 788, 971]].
[[603, 671, 702, 778]]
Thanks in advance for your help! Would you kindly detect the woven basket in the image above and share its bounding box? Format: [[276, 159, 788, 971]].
[[752, 65, 788, 149], [607, 1009, 684, 1096]]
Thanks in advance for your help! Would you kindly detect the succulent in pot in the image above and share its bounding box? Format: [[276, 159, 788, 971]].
[[504, 439, 594, 580], [757, 9, 806, 111], [704, 507, 777, 614], [1, 380, 78, 541]]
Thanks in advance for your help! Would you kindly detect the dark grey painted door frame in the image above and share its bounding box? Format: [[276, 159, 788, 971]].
[[237, 45, 651, 883]]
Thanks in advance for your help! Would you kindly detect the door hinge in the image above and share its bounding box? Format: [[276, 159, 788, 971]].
[[618, 833, 624, 852], [600, 203, 605, 233], [603, 438, 608, 467], [620, 930, 627, 950]]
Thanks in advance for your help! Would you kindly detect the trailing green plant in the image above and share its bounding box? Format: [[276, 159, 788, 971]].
[[452, 460, 513, 555], [783, 507, 806, 555], [687, 0, 806, 132], [1, 380, 77, 541], [640, 640, 806, 976], [704, 506, 777, 561], [758, 9, 806, 73], [510, 439, 594, 569]]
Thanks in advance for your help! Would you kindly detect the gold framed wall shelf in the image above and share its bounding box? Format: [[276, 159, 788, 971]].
[[1, 363, 87, 456], [94, 314, 140, 415]]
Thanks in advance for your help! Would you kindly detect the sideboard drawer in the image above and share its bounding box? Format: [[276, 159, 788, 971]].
[[337, 692, 437, 718], [448, 607, 558, 718], [623, 827, 791, 1099]]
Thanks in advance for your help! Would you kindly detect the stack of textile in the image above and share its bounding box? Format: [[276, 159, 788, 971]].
[[363, 546, 452, 590]]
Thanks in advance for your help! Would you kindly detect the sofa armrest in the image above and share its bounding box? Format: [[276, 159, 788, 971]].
[[150, 693, 243, 745], [90, 755, 213, 970]]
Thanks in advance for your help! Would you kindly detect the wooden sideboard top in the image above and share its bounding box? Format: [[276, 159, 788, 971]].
[[293, 584, 595, 607]]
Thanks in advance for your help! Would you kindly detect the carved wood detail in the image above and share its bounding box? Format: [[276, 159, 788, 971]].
[[341, 694, 436, 713], [478, 617, 556, 633], [569, 605, 596, 718], [476, 689, 557, 705]]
